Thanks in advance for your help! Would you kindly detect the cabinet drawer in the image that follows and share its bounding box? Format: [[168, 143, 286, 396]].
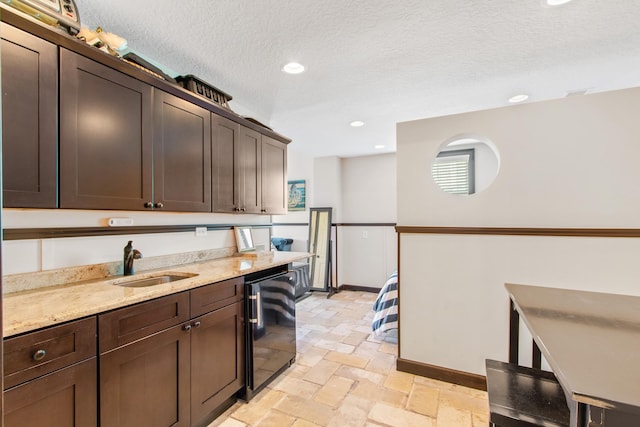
[[99, 292, 190, 353], [190, 277, 244, 318], [3, 317, 96, 389]]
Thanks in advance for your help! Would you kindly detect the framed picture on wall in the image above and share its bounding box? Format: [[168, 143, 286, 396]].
[[288, 180, 306, 211]]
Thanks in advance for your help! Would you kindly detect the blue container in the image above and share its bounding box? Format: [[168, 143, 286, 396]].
[[271, 237, 293, 251]]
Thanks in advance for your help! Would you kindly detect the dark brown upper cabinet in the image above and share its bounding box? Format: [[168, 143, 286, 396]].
[[59, 48, 154, 211], [211, 114, 238, 213], [212, 115, 262, 214], [237, 126, 262, 214], [2, 8, 290, 214], [153, 90, 212, 212], [212, 115, 287, 215], [1, 23, 58, 208], [261, 135, 287, 215], [59, 49, 212, 212]]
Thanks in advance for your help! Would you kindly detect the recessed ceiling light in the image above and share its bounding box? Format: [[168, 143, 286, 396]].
[[350, 121, 365, 127], [282, 62, 305, 74], [374, 145, 385, 149], [542, 0, 573, 6], [508, 94, 529, 103]]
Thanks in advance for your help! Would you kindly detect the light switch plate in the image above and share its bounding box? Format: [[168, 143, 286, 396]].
[[195, 227, 207, 237]]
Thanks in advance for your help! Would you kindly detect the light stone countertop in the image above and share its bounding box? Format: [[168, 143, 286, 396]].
[[3, 251, 311, 338]]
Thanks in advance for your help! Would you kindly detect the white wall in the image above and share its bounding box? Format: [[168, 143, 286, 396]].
[[341, 154, 396, 223], [272, 148, 314, 252], [273, 151, 398, 288], [339, 225, 397, 286], [314, 156, 343, 222], [275, 147, 315, 225], [398, 88, 640, 227], [2, 209, 271, 275], [338, 154, 397, 286], [397, 87, 640, 375]]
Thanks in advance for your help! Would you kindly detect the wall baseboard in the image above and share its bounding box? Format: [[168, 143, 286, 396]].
[[338, 284, 381, 293], [396, 358, 487, 391]]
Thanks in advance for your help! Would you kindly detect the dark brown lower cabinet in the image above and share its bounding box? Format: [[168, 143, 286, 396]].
[[3, 358, 97, 427], [100, 324, 191, 427], [99, 286, 245, 427], [191, 302, 244, 425]]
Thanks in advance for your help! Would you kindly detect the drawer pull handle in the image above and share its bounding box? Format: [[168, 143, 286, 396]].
[[33, 349, 47, 362], [183, 324, 192, 331], [193, 321, 201, 328]]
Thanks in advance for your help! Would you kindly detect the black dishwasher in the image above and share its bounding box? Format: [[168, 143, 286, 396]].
[[242, 264, 296, 400]]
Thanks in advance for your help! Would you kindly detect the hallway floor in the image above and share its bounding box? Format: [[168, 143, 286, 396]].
[[209, 290, 489, 427]]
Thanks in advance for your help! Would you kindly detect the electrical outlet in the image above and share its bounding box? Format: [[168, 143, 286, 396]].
[[362, 231, 368, 238], [195, 227, 207, 237]]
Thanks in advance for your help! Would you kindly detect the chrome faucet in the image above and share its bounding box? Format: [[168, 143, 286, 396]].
[[123, 240, 142, 276]]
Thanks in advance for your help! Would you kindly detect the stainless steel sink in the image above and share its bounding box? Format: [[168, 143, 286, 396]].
[[114, 273, 197, 288]]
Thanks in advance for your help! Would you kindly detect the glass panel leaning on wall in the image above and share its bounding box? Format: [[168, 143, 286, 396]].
[[432, 135, 500, 195]]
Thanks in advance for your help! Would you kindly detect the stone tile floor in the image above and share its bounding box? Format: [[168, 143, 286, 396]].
[[209, 290, 489, 427]]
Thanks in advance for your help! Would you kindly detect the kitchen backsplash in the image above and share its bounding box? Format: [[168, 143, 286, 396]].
[[2, 225, 273, 294], [2, 246, 236, 294]]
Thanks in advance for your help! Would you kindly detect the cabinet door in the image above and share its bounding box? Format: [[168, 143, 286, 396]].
[[154, 90, 211, 212], [100, 324, 190, 427], [237, 126, 262, 213], [4, 358, 97, 427], [211, 114, 239, 213], [59, 49, 153, 210], [1, 23, 57, 208], [261, 135, 288, 215], [191, 302, 244, 425]]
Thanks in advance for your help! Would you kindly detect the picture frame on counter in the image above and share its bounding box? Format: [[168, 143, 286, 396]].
[[235, 226, 255, 252]]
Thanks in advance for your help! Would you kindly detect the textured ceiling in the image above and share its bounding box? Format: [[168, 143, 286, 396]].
[[76, 0, 640, 158]]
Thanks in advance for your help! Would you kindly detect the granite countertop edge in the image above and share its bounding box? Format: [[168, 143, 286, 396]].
[[3, 251, 311, 338]]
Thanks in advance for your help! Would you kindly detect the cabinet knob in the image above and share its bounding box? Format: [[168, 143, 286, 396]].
[[154, 202, 164, 209], [261, 209, 267, 213], [144, 201, 153, 208], [240, 208, 246, 212], [193, 321, 201, 328], [33, 349, 47, 362], [183, 324, 192, 331], [234, 207, 240, 212]]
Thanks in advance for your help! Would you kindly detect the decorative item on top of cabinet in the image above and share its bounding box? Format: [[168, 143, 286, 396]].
[[1, 22, 58, 208]]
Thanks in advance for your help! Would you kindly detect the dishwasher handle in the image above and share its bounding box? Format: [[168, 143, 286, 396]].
[[248, 291, 262, 325]]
